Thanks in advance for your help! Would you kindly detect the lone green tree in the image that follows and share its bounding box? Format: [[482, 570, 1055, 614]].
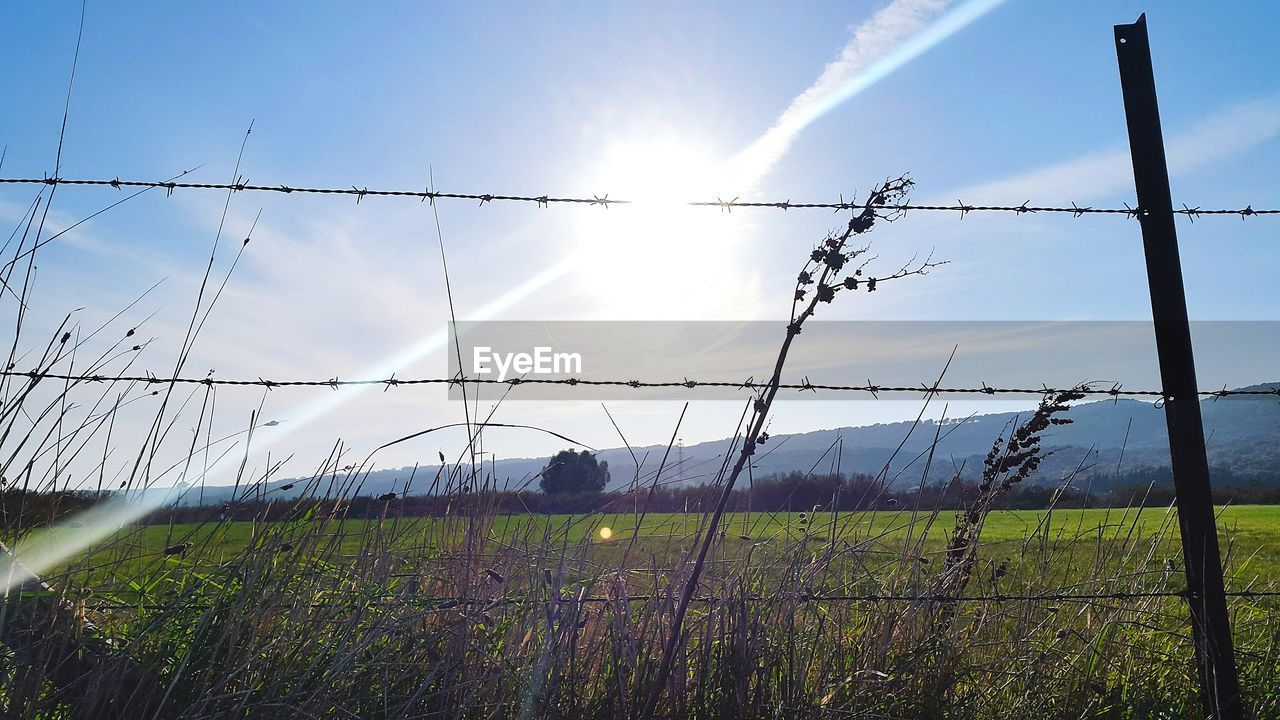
[[540, 449, 610, 495]]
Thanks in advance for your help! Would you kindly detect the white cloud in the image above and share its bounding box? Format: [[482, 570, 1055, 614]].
[[943, 95, 1280, 205]]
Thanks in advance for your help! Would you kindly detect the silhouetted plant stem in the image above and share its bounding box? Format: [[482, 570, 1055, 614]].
[[640, 175, 943, 720]]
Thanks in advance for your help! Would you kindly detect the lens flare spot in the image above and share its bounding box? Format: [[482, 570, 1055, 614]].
[[598, 526, 613, 540]]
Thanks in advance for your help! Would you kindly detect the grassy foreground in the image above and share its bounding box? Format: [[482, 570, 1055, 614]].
[[7, 504, 1279, 718]]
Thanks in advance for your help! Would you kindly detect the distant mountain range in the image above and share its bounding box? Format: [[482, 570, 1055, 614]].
[[175, 383, 1279, 505]]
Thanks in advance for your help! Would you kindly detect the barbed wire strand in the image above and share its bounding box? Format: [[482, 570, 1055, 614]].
[[0, 176, 1275, 219], [5, 369, 1277, 399], [71, 588, 1280, 612]]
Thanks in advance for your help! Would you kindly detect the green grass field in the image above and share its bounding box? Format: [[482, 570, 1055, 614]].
[[29, 505, 1280, 593]]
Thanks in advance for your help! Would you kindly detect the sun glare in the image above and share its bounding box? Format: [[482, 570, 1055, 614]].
[[598, 526, 613, 540], [575, 139, 757, 318]]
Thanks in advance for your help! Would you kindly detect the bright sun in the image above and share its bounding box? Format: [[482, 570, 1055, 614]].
[[575, 139, 758, 318], [598, 526, 613, 540]]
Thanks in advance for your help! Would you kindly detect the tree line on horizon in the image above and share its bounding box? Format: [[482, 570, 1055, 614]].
[[6, 464, 1280, 528]]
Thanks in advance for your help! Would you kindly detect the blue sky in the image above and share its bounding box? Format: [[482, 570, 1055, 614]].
[[1, 1, 1278, 491]]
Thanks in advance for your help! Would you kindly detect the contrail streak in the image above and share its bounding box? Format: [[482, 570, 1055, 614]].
[[726, 0, 1008, 189]]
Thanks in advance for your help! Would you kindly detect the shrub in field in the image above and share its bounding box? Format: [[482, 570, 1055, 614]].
[[540, 449, 611, 495]]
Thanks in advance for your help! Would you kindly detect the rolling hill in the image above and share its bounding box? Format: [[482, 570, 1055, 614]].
[[172, 383, 1279, 505]]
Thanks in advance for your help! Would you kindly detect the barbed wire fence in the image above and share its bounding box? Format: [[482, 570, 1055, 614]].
[[3, 162, 1278, 701]]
